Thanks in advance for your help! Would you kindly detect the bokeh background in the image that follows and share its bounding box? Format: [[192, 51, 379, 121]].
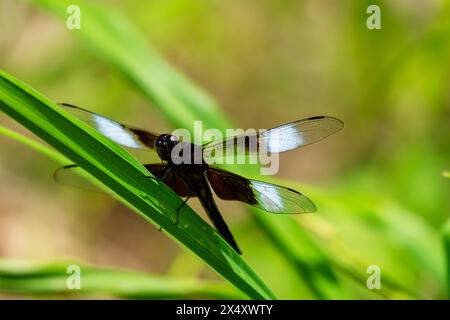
[[0, 0, 448, 299]]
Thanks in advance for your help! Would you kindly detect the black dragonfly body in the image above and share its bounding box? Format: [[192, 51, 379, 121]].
[[55, 103, 344, 254]]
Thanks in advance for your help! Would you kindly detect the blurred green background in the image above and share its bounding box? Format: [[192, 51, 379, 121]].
[[0, 0, 448, 299]]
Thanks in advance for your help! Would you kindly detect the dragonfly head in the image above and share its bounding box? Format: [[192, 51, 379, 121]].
[[155, 134, 179, 161]]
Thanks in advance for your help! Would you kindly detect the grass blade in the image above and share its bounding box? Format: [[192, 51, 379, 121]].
[[443, 219, 450, 298], [0, 259, 244, 299]]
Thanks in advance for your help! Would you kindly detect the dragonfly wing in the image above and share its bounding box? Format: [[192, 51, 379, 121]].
[[261, 116, 344, 152], [202, 116, 343, 159], [55, 163, 196, 198], [144, 164, 196, 197], [206, 167, 316, 213], [54, 164, 107, 193], [59, 103, 159, 150]]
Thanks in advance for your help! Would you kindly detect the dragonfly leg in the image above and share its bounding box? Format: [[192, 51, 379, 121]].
[[141, 165, 173, 181], [174, 196, 191, 225]]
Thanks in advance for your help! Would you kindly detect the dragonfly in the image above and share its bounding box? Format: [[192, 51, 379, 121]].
[[55, 103, 344, 254]]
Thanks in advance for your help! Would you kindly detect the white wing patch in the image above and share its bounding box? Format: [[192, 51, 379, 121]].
[[250, 180, 316, 213], [93, 114, 141, 149], [252, 181, 285, 212], [203, 116, 343, 158], [263, 126, 304, 153]]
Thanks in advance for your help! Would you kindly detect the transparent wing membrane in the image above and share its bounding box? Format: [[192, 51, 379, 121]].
[[202, 116, 343, 160], [59, 103, 159, 150], [207, 167, 316, 213], [53, 165, 107, 193]]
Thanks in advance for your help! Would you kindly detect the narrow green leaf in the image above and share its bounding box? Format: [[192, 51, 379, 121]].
[[0, 259, 244, 299], [0, 125, 68, 164], [443, 219, 450, 298]]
